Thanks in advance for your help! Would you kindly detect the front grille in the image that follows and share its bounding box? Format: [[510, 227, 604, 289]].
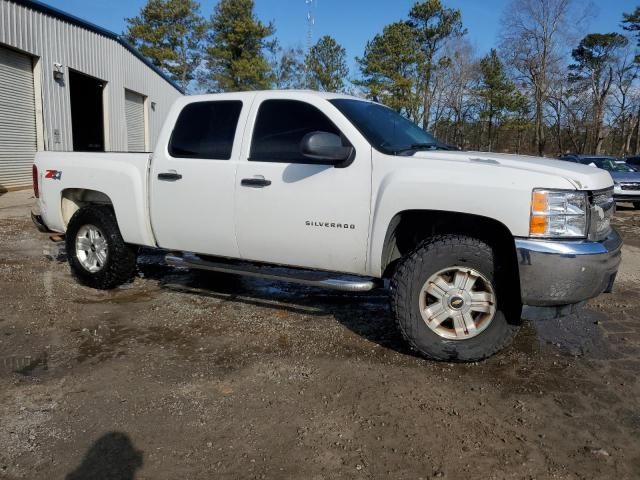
[[620, 182, 640, 191]]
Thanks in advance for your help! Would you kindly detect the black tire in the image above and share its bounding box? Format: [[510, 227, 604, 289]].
[[633, 202, 640, 210], [65, 206, 137, 289], [390, 235, 520, 362]]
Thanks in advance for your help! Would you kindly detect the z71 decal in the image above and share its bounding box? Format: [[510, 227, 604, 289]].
[[45, 170, 62, 180]]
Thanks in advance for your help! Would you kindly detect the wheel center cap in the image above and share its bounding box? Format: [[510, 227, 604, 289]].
[[449, 295, 465, 310]]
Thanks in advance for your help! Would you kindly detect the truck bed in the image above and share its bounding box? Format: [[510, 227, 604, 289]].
[[34, 151, 155, 247]]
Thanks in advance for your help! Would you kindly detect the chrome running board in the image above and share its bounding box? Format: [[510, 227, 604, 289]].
[[165, 253, 379, 292]]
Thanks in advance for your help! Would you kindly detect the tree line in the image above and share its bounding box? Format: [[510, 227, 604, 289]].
[[125, 0, 640, 157]]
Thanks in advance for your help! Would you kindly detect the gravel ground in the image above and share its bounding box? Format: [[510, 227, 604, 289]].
[[1, 190, 639, 480]]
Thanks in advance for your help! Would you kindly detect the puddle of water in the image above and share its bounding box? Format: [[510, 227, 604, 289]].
[[73, 290, 156, 305], [74, 320, 196, 363], [0, 352, 48, 377], [531, 308, 620, 360]]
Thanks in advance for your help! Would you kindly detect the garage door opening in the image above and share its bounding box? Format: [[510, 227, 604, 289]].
[[0, 45, 37, 189], [125, 89, 147, 152], [69, 69, 105, 151]]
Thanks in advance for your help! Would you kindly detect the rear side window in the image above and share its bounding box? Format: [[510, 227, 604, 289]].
[[169, 101, 242, 160], [250, 100, 341, 163]]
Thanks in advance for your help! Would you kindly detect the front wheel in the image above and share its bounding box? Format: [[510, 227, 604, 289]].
[[65, 206, 137, 289], [390, 235, 520, 362]]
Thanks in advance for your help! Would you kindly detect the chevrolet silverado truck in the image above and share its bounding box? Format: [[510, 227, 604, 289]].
[[31, 91, 622, 362]]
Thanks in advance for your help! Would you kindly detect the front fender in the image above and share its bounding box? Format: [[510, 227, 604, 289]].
[[367, 159, 575, 276]]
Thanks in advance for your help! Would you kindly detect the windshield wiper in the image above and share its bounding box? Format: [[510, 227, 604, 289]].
[[393, 143, 438, 155]]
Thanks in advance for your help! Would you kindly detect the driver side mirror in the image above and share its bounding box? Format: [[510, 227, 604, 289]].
[[300, 131, 354, 165]]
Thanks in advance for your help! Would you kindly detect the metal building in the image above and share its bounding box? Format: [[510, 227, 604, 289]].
[[0, 0, 183, 190]]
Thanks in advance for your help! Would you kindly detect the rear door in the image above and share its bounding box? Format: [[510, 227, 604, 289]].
[[149, 97, 249, 257], [234, 94, 372, 274]]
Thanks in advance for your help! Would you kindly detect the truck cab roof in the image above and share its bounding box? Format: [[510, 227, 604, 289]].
[[181, 90, 365, 104]]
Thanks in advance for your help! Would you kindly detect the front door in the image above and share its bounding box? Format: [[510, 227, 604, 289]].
[[235, 95, 372, 275], [149, 98, 247, 257]]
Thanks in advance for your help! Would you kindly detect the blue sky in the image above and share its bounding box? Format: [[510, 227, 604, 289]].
[[45, 0, 636, 72]]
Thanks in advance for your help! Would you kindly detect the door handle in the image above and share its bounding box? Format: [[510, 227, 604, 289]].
[[241, 177, 271, 187], [158, 172, 182, 181]]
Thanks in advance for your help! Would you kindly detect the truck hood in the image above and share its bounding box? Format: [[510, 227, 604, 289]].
[[609, 170, 640, 183], [410, 150, 613, 191]]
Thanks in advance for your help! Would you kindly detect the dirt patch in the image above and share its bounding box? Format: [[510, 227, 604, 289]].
[[0, 198, 639, 479]]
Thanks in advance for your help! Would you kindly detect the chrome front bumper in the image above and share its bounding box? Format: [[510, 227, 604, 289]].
[[515, 228, 622, 307]]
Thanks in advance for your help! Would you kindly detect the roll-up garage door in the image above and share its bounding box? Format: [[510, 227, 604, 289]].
[[0, 45, 36, 190], [125, 89, 146, 152]]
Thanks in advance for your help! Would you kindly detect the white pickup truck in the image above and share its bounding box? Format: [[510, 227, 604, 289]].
[[32, 90, 622, 361]]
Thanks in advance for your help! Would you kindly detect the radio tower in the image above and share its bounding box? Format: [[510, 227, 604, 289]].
[[305, 0, 316, 88], [305, 0, 316, 55]]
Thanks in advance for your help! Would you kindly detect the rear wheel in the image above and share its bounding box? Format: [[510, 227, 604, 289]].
[[390, 235, 520, 362], [66, 206, 137, 289]]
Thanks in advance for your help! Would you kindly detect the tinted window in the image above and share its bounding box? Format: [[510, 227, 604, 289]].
[[250, 100, 341, 162], [169, 101, 242, 160], [580, 158, 632, 172], [330, 99, 437, 155]]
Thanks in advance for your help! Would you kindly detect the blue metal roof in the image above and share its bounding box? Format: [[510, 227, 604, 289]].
[[11, 0, 184, 94]]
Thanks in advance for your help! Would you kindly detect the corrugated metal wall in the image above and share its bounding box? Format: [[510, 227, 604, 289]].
[[0, 0, 182, 155]]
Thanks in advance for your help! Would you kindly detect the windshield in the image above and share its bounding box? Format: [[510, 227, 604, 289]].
[[582, 158, 634, 172], [330, 99, 438, 155]]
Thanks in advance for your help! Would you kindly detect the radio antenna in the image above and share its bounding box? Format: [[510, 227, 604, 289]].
[[305, 0, 316, 55]]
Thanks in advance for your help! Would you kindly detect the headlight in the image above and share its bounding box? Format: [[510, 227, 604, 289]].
[[530, 189, 587, 238], [590, 189, 614, 240]]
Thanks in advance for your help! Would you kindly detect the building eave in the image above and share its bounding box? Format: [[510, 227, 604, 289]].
[[9, 0, 185, 94]]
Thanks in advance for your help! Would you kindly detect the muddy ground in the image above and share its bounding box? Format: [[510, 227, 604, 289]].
[[0, 190, 639, 480]]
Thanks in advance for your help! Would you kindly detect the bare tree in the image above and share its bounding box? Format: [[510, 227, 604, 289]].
[[548, 78, 591, 153], [499, 0, 585, 156], [609, 40, 639, 155], [426, 38, 480, 148]]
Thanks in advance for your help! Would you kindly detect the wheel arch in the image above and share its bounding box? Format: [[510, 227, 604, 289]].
[[61, 188, 113, 228], [380, 209, 522, 308]]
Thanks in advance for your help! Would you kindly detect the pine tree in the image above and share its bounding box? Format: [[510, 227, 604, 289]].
[[408, 0, 466, 129], [203, 0, 275, 92], [622, 6, 640, 61], [356, 22, 423, 123], [125, 0, 206, 91], [273, 46, 306, 89], [305, 35, 349, 92], [569, 33, 629, 153], [477, 49, 522, 150]]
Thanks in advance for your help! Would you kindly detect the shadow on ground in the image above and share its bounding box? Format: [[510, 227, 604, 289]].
[[49, 246, 612, 363], [137, 249, 417, 358], [65, 432, 143, 480]]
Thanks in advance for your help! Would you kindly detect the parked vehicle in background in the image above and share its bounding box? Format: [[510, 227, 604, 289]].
[[560, 154, 640, 209], [31, 91, 622, 362], [625, 156, 640, 172]]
